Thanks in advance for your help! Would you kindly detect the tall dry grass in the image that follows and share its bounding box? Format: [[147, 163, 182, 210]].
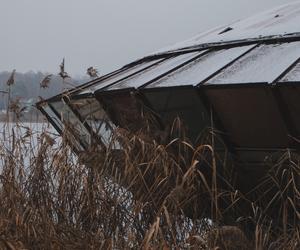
[[0, 70, 299, 249], [0, 115, 299, 249]]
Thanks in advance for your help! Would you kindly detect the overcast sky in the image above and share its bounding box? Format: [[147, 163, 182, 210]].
[[0, 0, 296, 77]]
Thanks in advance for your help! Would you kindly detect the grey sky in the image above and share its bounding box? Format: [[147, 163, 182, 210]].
[[0, 0, 296, 77]]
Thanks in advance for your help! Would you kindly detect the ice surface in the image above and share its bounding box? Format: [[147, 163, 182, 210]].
[[154, 2, 300, 54], [207, 42, 300, 84], [0, 122, 58, 171], [280, 61, 300, 82], [148, 45, 255, 88], [105, 52, 201, 90]]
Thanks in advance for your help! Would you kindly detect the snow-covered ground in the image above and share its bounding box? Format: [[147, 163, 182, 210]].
[[0, 122, 58, 170]]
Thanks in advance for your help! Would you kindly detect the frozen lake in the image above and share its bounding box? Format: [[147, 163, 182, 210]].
[[0, 122, 59, 171], [0, 122, 57, 147]]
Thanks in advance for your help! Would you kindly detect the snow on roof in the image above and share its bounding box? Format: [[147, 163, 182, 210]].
[[147, 45, 255, 88], [106, 52, 201, 90], [280, 61, 300, 82], [207, 42, 300, 84], [154, 1, 300, 54]]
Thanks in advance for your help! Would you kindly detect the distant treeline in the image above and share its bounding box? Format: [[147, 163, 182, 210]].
[[0, 71, 88, 110]]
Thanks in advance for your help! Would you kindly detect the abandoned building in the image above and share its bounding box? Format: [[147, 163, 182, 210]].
[[38, 2, 300, 158], [37, 2, 300, 221]]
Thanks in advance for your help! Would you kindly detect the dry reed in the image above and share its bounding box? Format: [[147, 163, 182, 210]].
[[0, 83, 299, 249]]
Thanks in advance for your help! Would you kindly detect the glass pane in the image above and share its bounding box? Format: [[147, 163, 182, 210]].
[[41, 103, 63, 131], [148, 45, 255, 88], [207, 42, 300, 84], [51, 100, 92, 148], [70, 98, 116, 146], [106, 52, 200, 90], [78, 59, 162, 95], [280, 62, 300, 82]]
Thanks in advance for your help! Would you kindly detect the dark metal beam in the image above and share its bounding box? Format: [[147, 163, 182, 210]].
[[203, 82, 268, 89]]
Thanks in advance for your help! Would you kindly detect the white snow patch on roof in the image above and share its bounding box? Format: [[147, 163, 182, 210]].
[[280, 62, 300, 82], [207, 42, 300, 84], [148, 45, 255, 88], [154, 1, 300, 54]]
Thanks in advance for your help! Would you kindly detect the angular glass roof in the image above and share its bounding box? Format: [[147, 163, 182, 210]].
[[105, 52, 201, 90], [154, 2, 300, 54], [78, 58, 163, 95], [147, 45, 255, 88], [75, 41, 300, 94], [206, 42, 300, 84]]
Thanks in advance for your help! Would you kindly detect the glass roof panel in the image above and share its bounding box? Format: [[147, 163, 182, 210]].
[[147, 45, 255, 88], [51, 100, 92, 148], [105, 52, 201, 90], [280, 61, 300, 82], [70, 98, 116, 147], [41, 104, 63, 131], [207, 42, 300, 84], [153, 2, 300, 54], [78, 59, 162, 95]]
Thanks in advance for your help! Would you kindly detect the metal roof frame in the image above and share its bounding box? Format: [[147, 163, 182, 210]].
[[36, 31, 300, 162]]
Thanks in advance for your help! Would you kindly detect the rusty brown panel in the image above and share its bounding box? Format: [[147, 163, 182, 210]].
[[204, 85, 289, 148], [95, 89, 162, 137]]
